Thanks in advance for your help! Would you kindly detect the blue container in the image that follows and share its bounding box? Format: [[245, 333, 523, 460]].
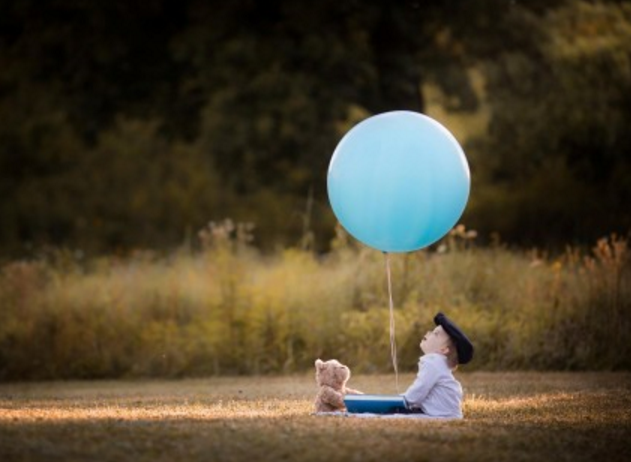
[[344, 395, 408, 414]]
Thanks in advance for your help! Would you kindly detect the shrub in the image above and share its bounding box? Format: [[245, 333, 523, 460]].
[[0, 227, 629, 380]]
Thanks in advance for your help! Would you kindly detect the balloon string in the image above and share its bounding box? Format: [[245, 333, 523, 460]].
[[384, 252, 399, 394]]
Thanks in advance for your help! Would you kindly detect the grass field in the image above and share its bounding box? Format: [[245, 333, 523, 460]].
[[1, 372, 630, 462]]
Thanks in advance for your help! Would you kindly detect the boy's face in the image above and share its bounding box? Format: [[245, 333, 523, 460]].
[[420, 325, 451, 355]]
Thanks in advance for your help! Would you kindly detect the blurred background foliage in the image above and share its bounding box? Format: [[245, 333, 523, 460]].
[[0, 224, 628, 379], [1, 0, 630, 256]]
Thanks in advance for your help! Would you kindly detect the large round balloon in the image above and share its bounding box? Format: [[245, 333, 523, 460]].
[[327, 111, 470, 253]]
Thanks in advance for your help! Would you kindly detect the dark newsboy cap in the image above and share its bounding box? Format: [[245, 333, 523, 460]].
[[434, 312, 474, 365]]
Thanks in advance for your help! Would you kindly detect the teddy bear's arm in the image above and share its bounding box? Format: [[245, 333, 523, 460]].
[[344, 387, 364, 395], [320, 386, 345, 409]]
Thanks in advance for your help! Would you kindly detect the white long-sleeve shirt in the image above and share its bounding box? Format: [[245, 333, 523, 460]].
[[402, 353, 463, 418]]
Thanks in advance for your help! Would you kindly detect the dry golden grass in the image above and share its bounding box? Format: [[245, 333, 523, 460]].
[[1, 372, 630, 462]]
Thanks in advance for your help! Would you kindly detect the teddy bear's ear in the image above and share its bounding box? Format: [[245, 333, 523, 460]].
[[315, 359, 323, 368]]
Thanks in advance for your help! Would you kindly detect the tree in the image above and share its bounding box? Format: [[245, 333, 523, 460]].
[[465, 0, 631, 245], [2, 0, 628, 255]]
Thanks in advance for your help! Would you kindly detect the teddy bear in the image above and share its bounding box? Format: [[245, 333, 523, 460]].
[[314, 358, 363, 413]]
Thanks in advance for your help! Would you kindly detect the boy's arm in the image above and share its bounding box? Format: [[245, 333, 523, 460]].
[[402, 358, 440, 407]]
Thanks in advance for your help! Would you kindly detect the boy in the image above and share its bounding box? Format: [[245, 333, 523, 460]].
[[402, 312, 474, 418]]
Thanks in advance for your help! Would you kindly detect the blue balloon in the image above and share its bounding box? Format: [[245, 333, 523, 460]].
[[327, 111, 470, 253]]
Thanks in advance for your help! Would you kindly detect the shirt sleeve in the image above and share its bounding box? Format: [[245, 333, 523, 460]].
[[402, 356, 441, 409]]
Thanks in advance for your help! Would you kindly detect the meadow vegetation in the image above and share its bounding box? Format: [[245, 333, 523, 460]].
[[1, 372, 630, 462], [1, 221, 629, 380]]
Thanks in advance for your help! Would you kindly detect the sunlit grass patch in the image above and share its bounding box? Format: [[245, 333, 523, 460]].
[[1, 399, 311, 422]]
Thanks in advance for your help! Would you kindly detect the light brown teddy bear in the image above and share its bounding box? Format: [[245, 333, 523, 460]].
[[314, 358, 363, 413]]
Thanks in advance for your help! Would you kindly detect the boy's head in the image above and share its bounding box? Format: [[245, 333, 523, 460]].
[[420, 312, 474, 368]]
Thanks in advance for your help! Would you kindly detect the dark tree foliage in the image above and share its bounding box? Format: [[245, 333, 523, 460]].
[[462, 0, 631, 246], [0, 0, 629, 256]]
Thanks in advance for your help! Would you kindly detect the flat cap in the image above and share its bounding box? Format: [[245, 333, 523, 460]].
[[434, 312, 474, 365]]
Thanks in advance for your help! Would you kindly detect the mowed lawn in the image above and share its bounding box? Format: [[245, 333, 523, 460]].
[[1, 372, 630, 462]]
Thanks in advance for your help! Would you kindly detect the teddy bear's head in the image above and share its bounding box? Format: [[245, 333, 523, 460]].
[[315, 358, 351, 390]]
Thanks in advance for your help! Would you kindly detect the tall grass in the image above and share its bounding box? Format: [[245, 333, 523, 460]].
[[0, 223, 629, 380]]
